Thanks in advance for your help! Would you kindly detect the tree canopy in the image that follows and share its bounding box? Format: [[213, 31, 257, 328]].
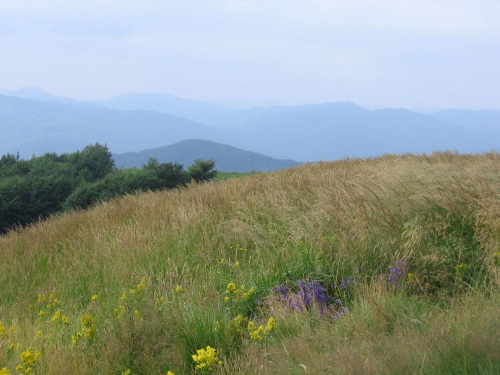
[[0, 144, 216, 234]]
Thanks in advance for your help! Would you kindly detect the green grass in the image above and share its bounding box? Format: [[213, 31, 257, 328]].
[[1, 152, 499, 374]]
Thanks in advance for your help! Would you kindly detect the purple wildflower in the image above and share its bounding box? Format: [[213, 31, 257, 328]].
[[381, 259, 410, 289], [274, 279, 349, 320]]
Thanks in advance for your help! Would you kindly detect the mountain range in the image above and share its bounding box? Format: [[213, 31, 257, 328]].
[[1, 87, 499, 166]]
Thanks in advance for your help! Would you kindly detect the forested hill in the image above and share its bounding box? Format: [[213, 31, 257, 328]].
[[113, 139, 301, 172]]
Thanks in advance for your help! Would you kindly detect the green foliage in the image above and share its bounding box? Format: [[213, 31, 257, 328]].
[[67, 143, 115, 182], [188, 158, 216, 182], [0, 146, 217, 233]]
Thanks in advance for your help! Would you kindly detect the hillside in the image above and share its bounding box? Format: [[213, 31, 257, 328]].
[[113, 139, 301, 172], [0, 152, 499, 374]]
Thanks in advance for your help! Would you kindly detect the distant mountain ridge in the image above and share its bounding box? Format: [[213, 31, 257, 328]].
[[2, 86, 98, 108], [113, 139, 301, 172], [99, 92, 230, 126], [1, 87, 499, 164], [431, 109, 500, 132], [0, 94, 215, 157]]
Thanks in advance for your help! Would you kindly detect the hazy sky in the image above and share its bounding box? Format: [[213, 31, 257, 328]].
[[1, 0, 499, 109]]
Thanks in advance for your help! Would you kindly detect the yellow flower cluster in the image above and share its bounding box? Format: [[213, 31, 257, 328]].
[[192, 346, 222, 372], [18, 346, 42, 374], [121, 277, 147, 301], [0, 368, 11, 375], [174, 285, 184, 293], [0, 322, 16, 340], [72, 314, 97, 344], [39, 292, 60, 309], [114, 304, 126, 319], [247, 317, 276, 341], [230, 244, 248, 252], [50, 310, 70, 325], [224, 282, 255, 303]]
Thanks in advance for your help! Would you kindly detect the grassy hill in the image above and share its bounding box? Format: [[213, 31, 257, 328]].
[[1, 152, 499, 374], [113, 139, 301, 172]]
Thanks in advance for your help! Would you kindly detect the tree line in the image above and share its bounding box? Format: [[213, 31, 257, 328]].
[[0, 143, 216, 234]]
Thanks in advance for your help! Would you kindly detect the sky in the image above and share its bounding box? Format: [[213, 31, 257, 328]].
[[1, 0, 499, 109]]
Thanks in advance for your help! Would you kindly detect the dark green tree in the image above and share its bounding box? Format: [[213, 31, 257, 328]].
[[188, 159, 217, 182]]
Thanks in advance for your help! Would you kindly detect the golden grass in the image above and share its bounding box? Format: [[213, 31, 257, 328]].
[[1, 152, 499, 374]]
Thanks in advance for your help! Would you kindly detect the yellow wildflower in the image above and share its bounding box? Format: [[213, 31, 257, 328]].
[[80, 314, 97, 340], [175, 285, 184, 293], [80, 314, 94, 327], [266, 317, 276, 332], [0, 368, 12, 375], [192, 346, 222, 371], [20, 347, 42, 367], [114, 305, 126, 319], [249, 325, 264, 341], [51, 310, 61, 323], [91, 295, 98, 301]]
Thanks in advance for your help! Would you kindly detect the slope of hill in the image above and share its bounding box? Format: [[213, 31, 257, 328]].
[[0, 153, 499, 374], [100, 92, 230, 126], [113, 139, 301, 172]]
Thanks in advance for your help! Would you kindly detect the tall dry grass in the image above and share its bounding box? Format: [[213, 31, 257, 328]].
[[1, 152, 499, 374]]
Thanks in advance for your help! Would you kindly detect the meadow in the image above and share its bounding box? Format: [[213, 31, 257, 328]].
[[0, 152, 499, 374]]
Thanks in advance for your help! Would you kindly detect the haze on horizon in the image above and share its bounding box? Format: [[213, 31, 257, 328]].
[[1, 0, 499, 110]]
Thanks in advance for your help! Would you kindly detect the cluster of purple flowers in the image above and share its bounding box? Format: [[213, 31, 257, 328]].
[[274, 279, 349, 320], [331, 298, 349, 322], [339, 275, 356, 289], [380, 259, 410, 288]]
